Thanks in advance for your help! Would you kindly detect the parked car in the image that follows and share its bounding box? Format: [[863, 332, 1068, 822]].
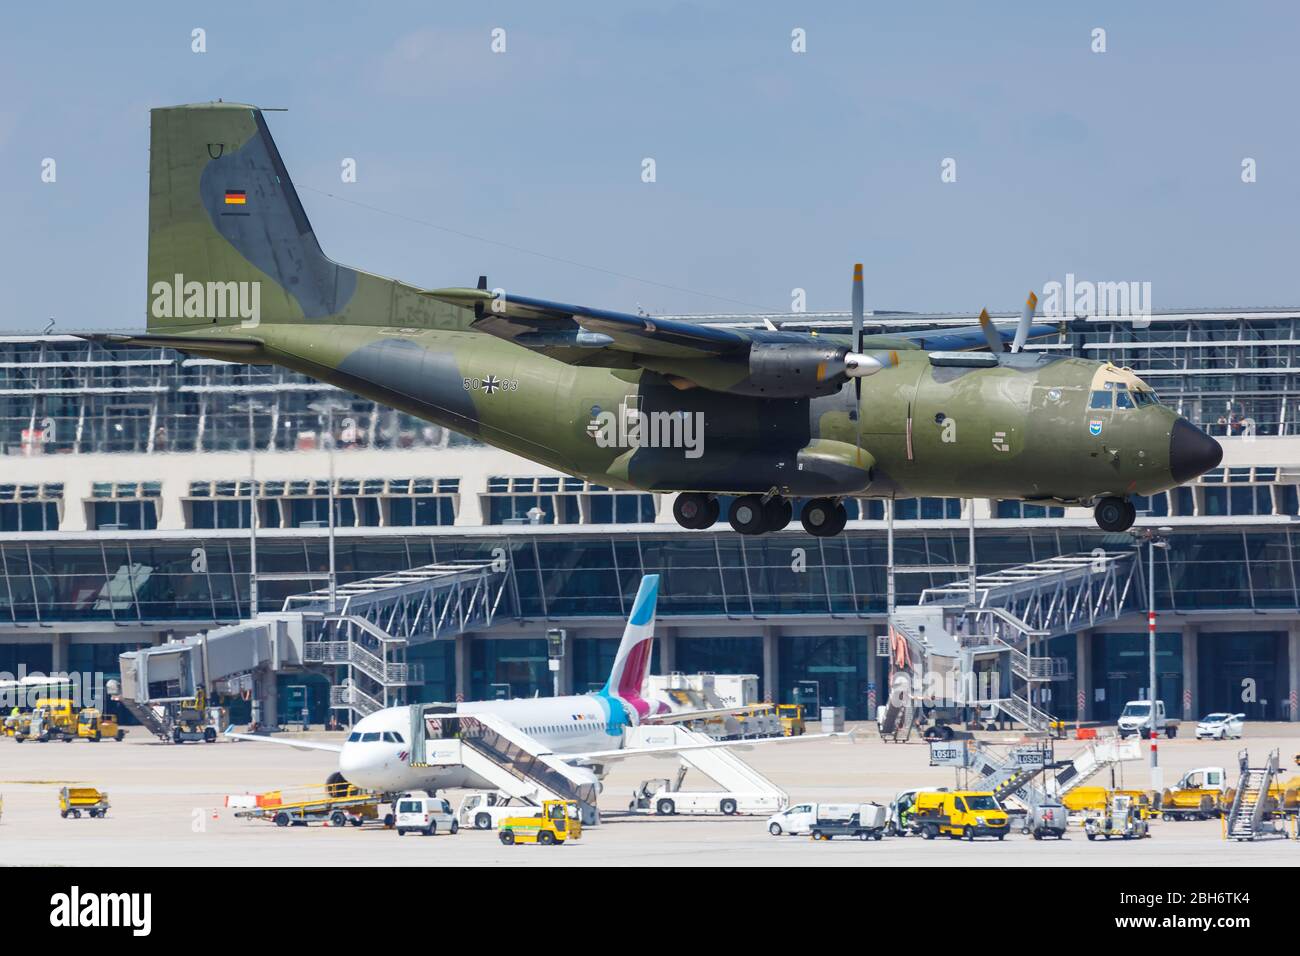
[[1195, 712, 1245, 740]]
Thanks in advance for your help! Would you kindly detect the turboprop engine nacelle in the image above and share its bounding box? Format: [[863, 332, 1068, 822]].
[[741, 342, 891, 398]]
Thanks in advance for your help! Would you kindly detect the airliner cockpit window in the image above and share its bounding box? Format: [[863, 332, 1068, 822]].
[[361, 732, 380, 742], [347, 732, 361, 742]]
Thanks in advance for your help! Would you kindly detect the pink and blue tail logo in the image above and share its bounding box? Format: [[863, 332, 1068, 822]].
[[596, 574, 665, 732]]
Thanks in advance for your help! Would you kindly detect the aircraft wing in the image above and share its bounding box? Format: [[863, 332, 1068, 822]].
[[642, 704, 771, 725], [224, 729, 344, 753], [558, 730, 852, 763], [861, 321, 1063, 353], [422, 287, 808, 364]]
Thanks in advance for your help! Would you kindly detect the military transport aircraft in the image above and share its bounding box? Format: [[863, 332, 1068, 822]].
[[84, 102, 1222, 535]]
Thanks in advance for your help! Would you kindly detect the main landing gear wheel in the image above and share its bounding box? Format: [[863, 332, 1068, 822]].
[[729, 495, 768, 535], [673, 492, 719, 530], [800, 498, 847, 537], [1094, 496, 1136, 532], [763, 497, 793, 532]]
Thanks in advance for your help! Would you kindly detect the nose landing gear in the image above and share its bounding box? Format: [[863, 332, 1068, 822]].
[[1094, 496, 1136, 532]]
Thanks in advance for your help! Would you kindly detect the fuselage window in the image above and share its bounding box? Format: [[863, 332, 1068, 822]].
[[1089, 390, 1113, 409]]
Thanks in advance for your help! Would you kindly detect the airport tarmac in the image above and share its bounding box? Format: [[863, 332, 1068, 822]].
[[1, 723, 1297, 866]]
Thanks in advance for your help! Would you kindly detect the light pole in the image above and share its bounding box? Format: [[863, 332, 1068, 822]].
[[310, 399, 348, 613], [231, 400, 266, 617], [1133, 524, 1172, 785]]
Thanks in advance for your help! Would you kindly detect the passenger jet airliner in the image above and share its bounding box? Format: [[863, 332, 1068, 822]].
[[230, 575, 839, 795]]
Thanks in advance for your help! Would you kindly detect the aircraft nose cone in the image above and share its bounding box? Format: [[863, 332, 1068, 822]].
[[1169, 418, 1223, 483]]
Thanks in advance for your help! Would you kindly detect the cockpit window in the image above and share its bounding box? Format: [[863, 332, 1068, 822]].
[[347, 732, 361, 742], [1115, 390, 1134, 409], [1133, 390, 1157, 407], [361, 732, 380, 742], [1089, 390, 1113, 409], [381, 731, 406, 743]]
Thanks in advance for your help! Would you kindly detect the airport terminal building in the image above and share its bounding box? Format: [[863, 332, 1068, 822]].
[[2, 307, 1299, 725]]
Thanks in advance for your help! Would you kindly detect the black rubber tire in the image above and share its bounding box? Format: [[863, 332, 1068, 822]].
[[538, 830, 556, 845], [656, 798, 676, 816], [500, 830, 515, 845], [768, 823, 782, 836], [762, 497, 793, 532], [673, 493, 714, 530], [475, 813, 492, 830], [720, 798, 738, 816], [728, 495, 767, 535], [1167, 725, 1178, 738], [1094, 496, 1133, 532], [329, 811, 347, 828], [450, 820, 459, 835], [923, 825, 936, 840], [800, 498, 838, 536], [204, 727, 217, 743], [273, 811, 290, 827]]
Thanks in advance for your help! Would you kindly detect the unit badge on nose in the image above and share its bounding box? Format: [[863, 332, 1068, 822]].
[[1089, 420, 1104, 436]]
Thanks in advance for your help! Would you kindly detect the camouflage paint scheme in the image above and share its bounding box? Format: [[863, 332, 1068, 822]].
[[94, 103, 1220, 515]]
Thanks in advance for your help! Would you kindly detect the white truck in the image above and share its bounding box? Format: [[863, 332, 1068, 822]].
[[631, 778, 785, 816], [1117, 699, 1179, 738], [394, 792, 459, 837], [456, 790, 533, 830], [768, 802, 877, 836]]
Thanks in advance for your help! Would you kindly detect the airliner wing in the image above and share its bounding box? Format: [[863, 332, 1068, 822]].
[[223, 729, 344, 753], [643, 704, 771, 725], [560, 730, 852, 763]]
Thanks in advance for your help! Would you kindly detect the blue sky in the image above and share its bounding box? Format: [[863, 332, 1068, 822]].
[[2, 1, 1297, 330]]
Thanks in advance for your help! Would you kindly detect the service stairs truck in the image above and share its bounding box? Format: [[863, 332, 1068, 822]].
[[623, 724, 788, 816], [409, 708, 603, 825], [973, 737, 1141, 811], [1225, 749, 1287, 841]]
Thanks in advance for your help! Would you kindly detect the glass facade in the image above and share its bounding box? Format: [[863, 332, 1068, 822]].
[[0, 524, 1295, 625], [778, 635, 874, 718], [1197, 631, 1289, 721], [470, 638, 548, 700], [676, 637, 763, 677]]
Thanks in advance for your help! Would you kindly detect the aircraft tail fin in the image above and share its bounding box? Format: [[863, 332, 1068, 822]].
[[602, 575, 659, 703], [145, 103, 444, 333]]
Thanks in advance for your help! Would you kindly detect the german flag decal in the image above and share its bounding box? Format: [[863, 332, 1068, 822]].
[[224, 189, 247, 205]]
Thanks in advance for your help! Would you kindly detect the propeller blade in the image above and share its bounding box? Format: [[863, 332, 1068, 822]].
[[978, 308, 1005, 353], [852, 263, 865, 401], [1011, 290, 1038, 353]]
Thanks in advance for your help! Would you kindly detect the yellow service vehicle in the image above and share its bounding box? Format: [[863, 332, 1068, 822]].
[[1063, 787, 1155, 820], [59, 787, 110, 819], [32, 698, 78, 741], [911, 790, 1009, 841], [777, 704, 806, 736], [1159, 767, 1226, 821], [497, 800, 582, 846], [76, 708, 125, 742]]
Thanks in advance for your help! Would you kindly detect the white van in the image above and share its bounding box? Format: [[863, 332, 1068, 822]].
[[395, 792, 459, 837], [767, 802, 866, 836]]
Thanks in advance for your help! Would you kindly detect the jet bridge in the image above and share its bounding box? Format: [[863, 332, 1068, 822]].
[[886, 551, 1139, 733], [118, 561, 510, 731]]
